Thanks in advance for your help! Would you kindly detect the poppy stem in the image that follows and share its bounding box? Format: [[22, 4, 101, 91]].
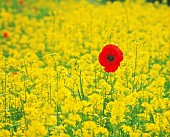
[[109, 73, 114, 94]]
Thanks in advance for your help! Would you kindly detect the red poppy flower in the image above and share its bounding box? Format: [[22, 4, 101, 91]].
[[99, 44, 123, 73], [4, 32, 8, 38]]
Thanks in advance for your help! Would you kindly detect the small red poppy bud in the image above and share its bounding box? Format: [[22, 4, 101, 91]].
[[4, 32, 8, 38], [99, 44, 123, 73]]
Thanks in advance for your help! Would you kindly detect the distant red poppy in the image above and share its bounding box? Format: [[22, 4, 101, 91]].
[[18, 0, 23, 5], [13, 72, 19, 75], [4, 32, 8, 38], [99, 44, 123, 73]]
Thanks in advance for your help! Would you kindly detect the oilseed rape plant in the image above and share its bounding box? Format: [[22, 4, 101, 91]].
[[0, 0, 170, 137]]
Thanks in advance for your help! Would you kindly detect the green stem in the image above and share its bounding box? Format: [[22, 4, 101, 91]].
[[133, 44, 138, 90], [49, 83, 52, 105], [4, 59, 7, 123], [79, 70, 84, 100], [23, 58, 28, 76], [110, 73, 114, 93], [94, 67, 97, 92]]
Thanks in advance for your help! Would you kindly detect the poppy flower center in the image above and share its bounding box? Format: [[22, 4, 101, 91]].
[[107, 55, 114, 62]]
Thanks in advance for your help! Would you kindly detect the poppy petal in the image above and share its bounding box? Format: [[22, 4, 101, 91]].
[[104, 65, 119, 73]]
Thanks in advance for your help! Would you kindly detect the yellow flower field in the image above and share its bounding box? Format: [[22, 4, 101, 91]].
[[0, 0, 170, 136]]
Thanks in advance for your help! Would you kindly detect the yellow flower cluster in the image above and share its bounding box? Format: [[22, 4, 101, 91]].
[[0, 0, 169, 136]]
